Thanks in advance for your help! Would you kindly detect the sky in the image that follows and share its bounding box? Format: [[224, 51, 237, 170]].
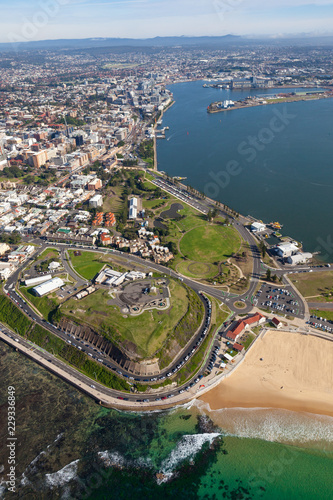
[[1, 0, 333, 43]]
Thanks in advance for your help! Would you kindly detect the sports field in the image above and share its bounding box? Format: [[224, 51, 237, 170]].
[[68, 251, 106, 280]]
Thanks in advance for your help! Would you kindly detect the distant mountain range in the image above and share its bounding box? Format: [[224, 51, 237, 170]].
[[1, 34, 333, 52]]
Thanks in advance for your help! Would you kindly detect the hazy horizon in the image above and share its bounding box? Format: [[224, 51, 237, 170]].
[[1, 0, 333, 45]]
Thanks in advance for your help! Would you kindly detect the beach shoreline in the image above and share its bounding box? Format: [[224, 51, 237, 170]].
[[200, 330, 333, 418]]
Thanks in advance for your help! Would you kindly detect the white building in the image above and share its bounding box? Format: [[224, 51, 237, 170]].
[[48, 261, 61, 271], [276, 242, 298, 258], [126, 271, 146, 281], [129, 197, 138, 219], [0, 242, 10, 255], [25, 274, 52, 287], [70, 175, 93, 190], [286, 252, 313, 265], [0, 262, 15, 280], [32, 277, 64, 297], [89, 194, 103, 208], [223, 99, 235, 108], [251, 222, 266, 233], [0, 145, 8, 170]]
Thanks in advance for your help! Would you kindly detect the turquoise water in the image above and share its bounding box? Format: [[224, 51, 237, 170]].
[[156, 81, 333, 260], [76, 404, 333, 500], [1, 343, 333, 499]]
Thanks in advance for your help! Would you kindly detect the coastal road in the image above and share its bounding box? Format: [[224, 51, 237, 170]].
[[1, 175, 316, 401]]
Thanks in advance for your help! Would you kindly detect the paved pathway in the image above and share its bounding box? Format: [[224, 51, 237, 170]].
[[307, 302, 333, 310]]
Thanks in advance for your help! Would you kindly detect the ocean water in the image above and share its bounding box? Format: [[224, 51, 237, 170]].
[[156, 81, 333, 260], [1, 344, 333, 499]]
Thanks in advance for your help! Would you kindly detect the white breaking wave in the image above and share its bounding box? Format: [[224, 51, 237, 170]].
[[157, 433, 221, 483], [45, 459, 79, 488], [98, 451, 126, 468], [20, 433, 65, 487], [192, 400, 333, 449], [98, 450, 152, 469], [98, 433, 221, 485]]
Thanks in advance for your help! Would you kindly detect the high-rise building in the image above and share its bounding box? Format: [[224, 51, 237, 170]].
[[0, 145, 8, 170]]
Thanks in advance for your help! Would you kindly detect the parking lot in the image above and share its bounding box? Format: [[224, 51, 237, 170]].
[[307, 314, 333, 334], [254, 283, 302, 318], [55, 283, 79, 299]]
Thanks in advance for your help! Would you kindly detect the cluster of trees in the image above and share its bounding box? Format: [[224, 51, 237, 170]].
[[0, 295, 31, 334], [24, 171, 55, 186], [206, 208, 218, 221], [84, 161, 111, 182], [36, 257, 60, 273], [138, 140, 154, 161], [1, 165, 25, 179], [185, 184, 206, 199], [122, 159, 138, 167], [0, 231, 21, 245], [265, 269, 282, 283], [259, 241, 267, 258], [58, 115, 86, 127]]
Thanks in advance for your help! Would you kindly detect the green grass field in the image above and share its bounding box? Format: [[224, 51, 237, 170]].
[[102, 185, 125, 216], [61, 279, 199, 358], [177, 260, 219, 279], [243, 333, 256, 349], [38, 248, 60, 260], [142, 199, 167, 210], [180, 224, 241, 263], [20, 286, 59, 320], [289, 271, 333, 302], [310, 309, 333, 322], [68, 251, 106, 280]]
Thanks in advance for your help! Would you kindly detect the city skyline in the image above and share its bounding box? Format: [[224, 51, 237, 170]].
[[1, 0, 333, 44]]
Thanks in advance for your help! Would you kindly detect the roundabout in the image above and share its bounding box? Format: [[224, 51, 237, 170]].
[[233, 300, 247, 310]]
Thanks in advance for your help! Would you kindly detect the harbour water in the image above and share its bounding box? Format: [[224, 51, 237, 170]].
[[0, 343, 332, 499], [156, 81, 333, 260]]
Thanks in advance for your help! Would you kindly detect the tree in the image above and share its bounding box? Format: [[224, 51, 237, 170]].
[[265, 269, 271, 281], [259, 241, 266, 258]]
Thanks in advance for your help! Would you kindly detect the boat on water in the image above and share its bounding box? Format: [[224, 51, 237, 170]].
[[270, 221, 284, 229], [173, 176, 187, 181]]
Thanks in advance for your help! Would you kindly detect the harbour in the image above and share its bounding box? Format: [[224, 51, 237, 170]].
[[156, 80, 333, 260]]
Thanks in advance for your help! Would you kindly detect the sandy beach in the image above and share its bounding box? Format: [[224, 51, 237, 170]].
[[201, 330, 333, 417]]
